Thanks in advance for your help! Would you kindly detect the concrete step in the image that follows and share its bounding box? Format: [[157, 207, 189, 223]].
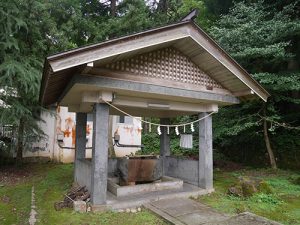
[[107, 176, 183, 197], [105, 183, 213, 210]]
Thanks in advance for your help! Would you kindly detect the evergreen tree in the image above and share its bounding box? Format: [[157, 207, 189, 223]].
[[210, 1, 300, 169], [0, 1, 44, 164], [0, 0, 99, 163]]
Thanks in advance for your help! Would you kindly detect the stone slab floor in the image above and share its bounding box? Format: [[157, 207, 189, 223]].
[[144, 198, 282, 225]]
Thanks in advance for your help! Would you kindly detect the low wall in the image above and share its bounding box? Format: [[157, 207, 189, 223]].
[[75, 159, 92, 191], [108, 158, 117, 176], [164, 156, 199, 186], [75, 158, 117, 192], [74, 157, 200, 190]]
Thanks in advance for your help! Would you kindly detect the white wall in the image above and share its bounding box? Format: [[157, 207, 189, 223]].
[[24, 106, 142, 162], [112, 116, 142, 157], [23, 110, 55, 159]]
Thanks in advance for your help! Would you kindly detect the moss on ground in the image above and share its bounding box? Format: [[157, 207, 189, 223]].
[[0, 163, 168, 225], [198, 169, 300, 225], [0, 183, 32, 224], [1, 163, 299, 225]]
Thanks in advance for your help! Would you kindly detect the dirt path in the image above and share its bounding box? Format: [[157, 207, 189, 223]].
[[29, 186, 37, 225]]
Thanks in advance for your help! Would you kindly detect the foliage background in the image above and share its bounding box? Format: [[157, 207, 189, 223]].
[[0, 0, 299, 169]]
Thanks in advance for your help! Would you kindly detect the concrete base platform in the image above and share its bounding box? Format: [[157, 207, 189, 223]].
[[107, 176, 183, 197], [92, 183, 213, 211]]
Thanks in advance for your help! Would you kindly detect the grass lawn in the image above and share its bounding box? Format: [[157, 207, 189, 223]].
[[197, 168, 300, 225], [1, 163, 299, 225], [0, 163, 168, 225]]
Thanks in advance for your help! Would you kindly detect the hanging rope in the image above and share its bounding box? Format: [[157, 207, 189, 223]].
[[102, 99, 216, 128]]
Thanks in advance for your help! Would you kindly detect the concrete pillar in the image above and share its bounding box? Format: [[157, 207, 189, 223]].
[[198, 112, 213, 190], [160, 118, 170, 157], [160, 118, 170, 176], [91, 103, 109, 205], [74, 113, 87, 181]]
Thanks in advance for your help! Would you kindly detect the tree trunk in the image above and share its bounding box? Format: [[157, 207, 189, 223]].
[[158, 0, 168, 14], [111, 0, 116, 17], [143, 117, 149, 134], [263, 105, 277, 169], [108, 116, 115, 157], [16, 118, 25, 165]]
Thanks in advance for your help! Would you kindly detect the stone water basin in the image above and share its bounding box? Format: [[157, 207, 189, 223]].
[[116, 155, 162, 184]]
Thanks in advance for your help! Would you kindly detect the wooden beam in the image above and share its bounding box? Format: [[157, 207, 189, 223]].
[[81, 91, 113, 103], [88, 68, 232, 96], [233, 90, 255, 97], [49, 27, 189, 72], [65, 74, 240, 105], [72, 93, 219, 113], [187, 24, 269, 102], [112, 96, 218, 113], [181, 9, 199, 21]]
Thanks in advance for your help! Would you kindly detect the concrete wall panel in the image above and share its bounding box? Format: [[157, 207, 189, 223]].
[[164, 156, 199, 186], [75, 159, 92, 191]]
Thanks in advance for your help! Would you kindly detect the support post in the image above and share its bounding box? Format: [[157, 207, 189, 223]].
[[160, 118, 170, 157], [74, 113, 87, 181], [198, 112, 213, 190], [160, 118, 170, 176], [91, 103, 109, 205]]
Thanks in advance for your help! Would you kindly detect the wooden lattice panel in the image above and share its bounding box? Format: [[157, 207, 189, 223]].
[[104, 47, 223, 89]]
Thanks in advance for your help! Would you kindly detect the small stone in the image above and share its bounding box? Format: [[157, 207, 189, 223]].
[[86, 206, 91, 212], [118, 209, 124, 213], [73, 201, 86, 213], [130, 208, 137, 213], [137, 207, 141, 212], [1, 195, 10, 203], [126, 208, 131, 213], [228, 186, 243, 197]]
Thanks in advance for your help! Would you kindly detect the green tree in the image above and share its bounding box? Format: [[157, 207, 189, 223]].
[[210, 1, 300, 169], [0, 0, 99, 163], [0, 0, 160, 164], [0, 1, 43, 164]]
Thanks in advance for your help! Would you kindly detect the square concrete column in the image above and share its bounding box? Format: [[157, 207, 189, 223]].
[[160, 118, 170, 176], [74, 113, 87, 181], [91, 103, 109, 205], [160, 118, 170, 157], [198, 112, 213, 190]]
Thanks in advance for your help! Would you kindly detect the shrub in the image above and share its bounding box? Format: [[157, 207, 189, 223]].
[[257, 181, 273, 194], [228, 176, 273, 198], [250, 193, 282, 205], [293, 177, 300, 185]]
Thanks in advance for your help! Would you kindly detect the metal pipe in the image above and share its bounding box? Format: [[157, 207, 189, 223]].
[[57, 136, 143, 150], [57, 141, 92, 150], [113, 134, 144, 149], [115, 141, 144, 149]]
